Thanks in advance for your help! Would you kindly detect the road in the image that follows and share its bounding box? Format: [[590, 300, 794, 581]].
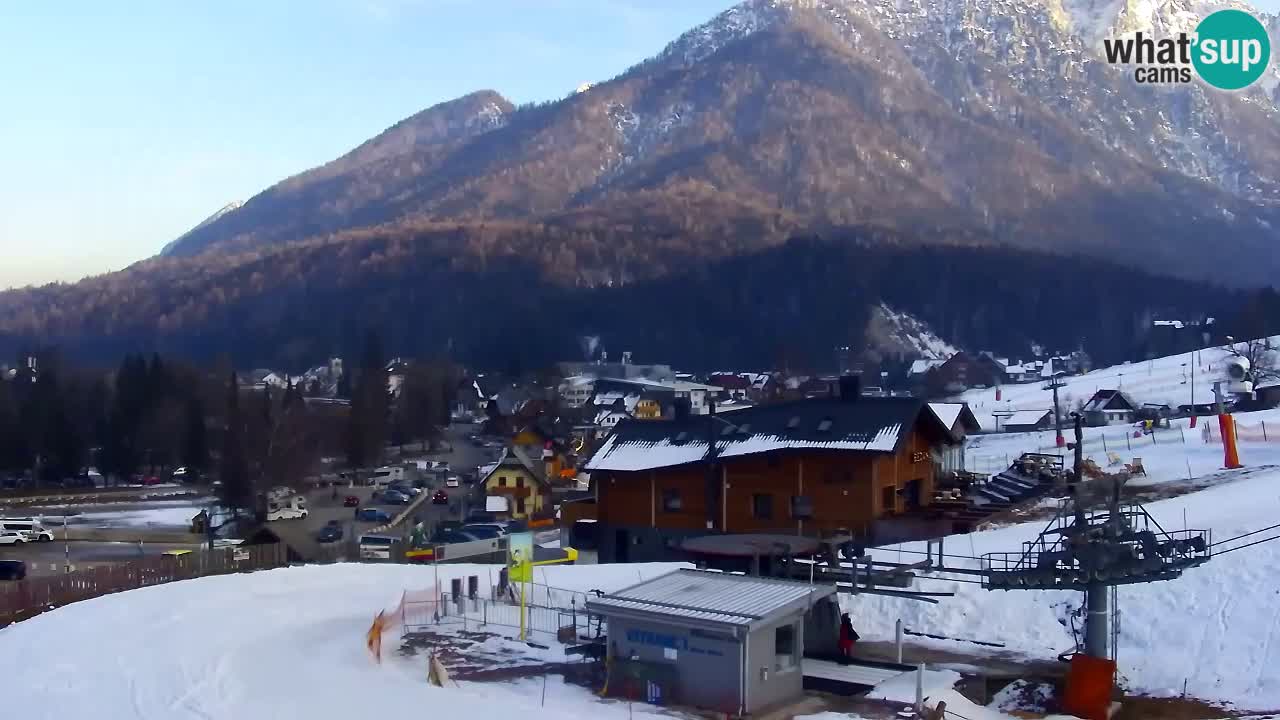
[[1, 539, 203, 577]]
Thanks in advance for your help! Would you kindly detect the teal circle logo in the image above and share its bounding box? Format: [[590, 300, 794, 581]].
[[1192, 9, 1271, 90]]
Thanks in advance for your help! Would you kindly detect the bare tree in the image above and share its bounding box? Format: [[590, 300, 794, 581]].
[[246, 384, 320, 495], [1222, 335, 1280, 388]]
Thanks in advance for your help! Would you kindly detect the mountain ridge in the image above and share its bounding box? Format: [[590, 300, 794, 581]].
[[153, 0, 1280, 286]]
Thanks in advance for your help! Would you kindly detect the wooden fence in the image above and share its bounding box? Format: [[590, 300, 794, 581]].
[[0, 542, 287, 627]]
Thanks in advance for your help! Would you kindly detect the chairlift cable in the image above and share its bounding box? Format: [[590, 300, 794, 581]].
[[1212, 534, 1280, 557], [1210, 522, 1280, 550]]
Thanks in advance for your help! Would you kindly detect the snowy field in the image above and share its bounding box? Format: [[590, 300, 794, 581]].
[[26, 500, 211, 529]]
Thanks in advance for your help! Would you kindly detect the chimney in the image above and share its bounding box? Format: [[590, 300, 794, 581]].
[[673, 398, 692, 421], [838, 375, 861, 402]]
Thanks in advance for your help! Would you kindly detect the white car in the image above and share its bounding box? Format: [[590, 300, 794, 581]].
[[0, 519, 53, 542], [0, 530, 28, 546]]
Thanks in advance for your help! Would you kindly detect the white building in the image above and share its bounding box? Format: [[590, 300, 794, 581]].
[[558, 375, 596, 408]]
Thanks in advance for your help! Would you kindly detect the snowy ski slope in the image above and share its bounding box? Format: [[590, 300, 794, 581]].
[[958, 339, 1279, 431]]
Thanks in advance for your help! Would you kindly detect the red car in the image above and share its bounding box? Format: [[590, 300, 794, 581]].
[[142, 476, 163, 486], [431, 490, 449, 505], [343, 495, 360, 507]]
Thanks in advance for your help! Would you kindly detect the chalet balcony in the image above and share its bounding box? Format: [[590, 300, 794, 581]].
[[488, 485, 532, 498]]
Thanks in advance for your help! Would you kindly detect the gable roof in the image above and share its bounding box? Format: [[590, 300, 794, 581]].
[[585, 569, 834, 630], [909, 358, 946, 375], [927, 402, 980, 435], [1083, 389, 1137, 413], [585, 395, 946, 472], [483, 446, 548, 485]]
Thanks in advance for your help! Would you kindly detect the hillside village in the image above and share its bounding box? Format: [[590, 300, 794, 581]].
[[7, 0, 1280, 716], [6, 325, 1280, 718]]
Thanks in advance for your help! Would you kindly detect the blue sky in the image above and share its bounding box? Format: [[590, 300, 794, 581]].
[[0, 1, 736, 289]]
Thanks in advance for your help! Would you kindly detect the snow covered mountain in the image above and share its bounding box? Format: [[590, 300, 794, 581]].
[[657, 0, 1280, 203], [150, 0, 1280, 286]]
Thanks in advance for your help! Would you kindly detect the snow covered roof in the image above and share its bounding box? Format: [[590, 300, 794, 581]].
[[598, 377, 722, 392], [593, 408, 632, 425], [586, 396, 939, 472], [593, 391, 641, 413], [909, 358, 945, 375], [928, 403, 963, 429], [1004, 409, 1052, 426], [1082, 389, 1137, 413], [586, 569, 834, 629]]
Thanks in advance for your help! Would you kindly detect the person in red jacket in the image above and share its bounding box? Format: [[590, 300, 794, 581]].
[[838, 613, 859, 658]]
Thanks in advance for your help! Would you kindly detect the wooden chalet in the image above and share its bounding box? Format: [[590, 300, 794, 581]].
[[583, 376, 961, 563], [481, 447, 551, 520]]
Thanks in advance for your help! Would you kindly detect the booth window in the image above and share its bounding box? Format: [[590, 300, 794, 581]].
[[775, 623, 797, 670]]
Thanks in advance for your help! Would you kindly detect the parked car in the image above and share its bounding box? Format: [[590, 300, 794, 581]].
[[0, 559, 27, 581], [141, 475, 163, 486], [382, 490, 412, 505], [462, 522, 508, 538], [431, 489, 449, 505], [357, 508, 392, 523], [430, 529, 481, 544], [343, 495, 361, 507], [0, 530, 27, 546], [316, 522, 344, 543], [445, 476, 461, 488]]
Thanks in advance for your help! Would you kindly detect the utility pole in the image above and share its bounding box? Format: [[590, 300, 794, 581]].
[[1044, 372, 1067, 448], [1190, 349, 1197, 429]]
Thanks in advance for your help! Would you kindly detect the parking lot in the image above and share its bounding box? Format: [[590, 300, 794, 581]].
[[0, 422, 503, 570]]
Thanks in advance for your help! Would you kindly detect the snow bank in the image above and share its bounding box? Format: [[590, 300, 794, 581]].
[[865, 667, 961, 702], [0, 562, 684, 719], [848, 463, 1280, 709]]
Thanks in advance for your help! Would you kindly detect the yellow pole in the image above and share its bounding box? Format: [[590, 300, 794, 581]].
[[519, 577, 527, 641]]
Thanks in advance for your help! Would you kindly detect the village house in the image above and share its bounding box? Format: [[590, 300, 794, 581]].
[[1081, 389, 1139, 426], [592, 377, 723, 416], [239, 369, 289, 391], [481, 447, 552, 521], [582, 376, 960, 563], [557, 375, 596, 408], [919, 352, 1006, 397]]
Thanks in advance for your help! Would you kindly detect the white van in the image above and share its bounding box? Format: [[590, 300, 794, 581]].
[[0, 518, 53, 542], [359, 534, 396, 560], [371, 466, 406, 487], [266, 495, 308, 522]]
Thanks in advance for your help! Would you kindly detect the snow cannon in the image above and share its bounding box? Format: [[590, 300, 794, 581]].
[[1225, 356, 1253, 395]]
